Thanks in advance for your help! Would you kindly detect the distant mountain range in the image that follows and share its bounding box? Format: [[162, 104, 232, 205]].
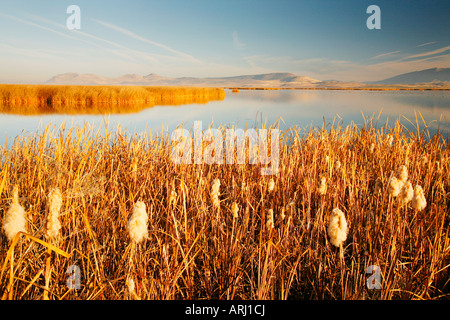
[[367, 67, 450, 85], [46, 68, 450, 88], [46, 72, 325, 87]]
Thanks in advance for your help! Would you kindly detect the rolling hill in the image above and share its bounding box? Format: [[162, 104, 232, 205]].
[[369, 68, 450, 85], [45, 69, 450, 88]]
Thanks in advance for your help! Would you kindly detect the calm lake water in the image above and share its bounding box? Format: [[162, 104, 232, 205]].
[[0, 89, 449, 147]]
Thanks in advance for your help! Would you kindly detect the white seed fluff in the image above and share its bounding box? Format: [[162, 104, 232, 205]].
[[399, 180, 414, 205], [268, 178, 275, 192], [127, 201, 148, 244], [412, 185, 427, 211], [396, 165, 408, 184], [211, 178, 220, 208], [46, 188, 62, 240], [3, 187, 27, 241], [388, 176, 402, 197], [318, 177, 327, 196], [231, 202, 239, 219], [327, 208, 348, 247]]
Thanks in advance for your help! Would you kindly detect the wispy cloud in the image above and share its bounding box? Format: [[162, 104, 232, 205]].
[[370, 50, 401, 60], [416, 41, 437, 47], [0, 13, 83, 43], [403, 46, 450, 60], [92, 19, 199, 63], [20, 14, 159, 63]]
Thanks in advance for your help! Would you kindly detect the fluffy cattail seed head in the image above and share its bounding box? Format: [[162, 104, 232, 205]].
[[396, 165, 408, 184], [369, 143, 375, 153], [231, 202, 239, 219], [412, 185, 427, 211], [327, 208, 348, 247], [3, 186, 27, 241], [279, 207, 286, 221], [334, 160, 341, 170], [211, 178, 221, 208], [168, 189, 177, 205], [318, 177, 327, 196], [127, 201, 148, 244], [46, 188, 62, 241], [388, 177, 401, 197], [126, 277, 135, 295], [399, 181, 413, 205], [268, 178, 275, 192]]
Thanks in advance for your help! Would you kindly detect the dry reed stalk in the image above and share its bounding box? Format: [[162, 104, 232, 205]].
[[0, 116, 448, 300]]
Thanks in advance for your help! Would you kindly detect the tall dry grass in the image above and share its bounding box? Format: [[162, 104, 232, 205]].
[[0, 117, 449, 300], [0, 85, 225, 115]]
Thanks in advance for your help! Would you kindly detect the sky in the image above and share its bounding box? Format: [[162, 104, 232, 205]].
[[0, 0, 449, 83]]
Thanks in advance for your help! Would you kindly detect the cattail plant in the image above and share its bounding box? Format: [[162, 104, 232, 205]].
[[126, 201, 148, 244], [369, 142, 375, 153], [279, 207, 286, 221], [168, 188, 177, 206], [396, 165, 408, 185], [211, 178, 221, 209], [388, 177, 402, 197], [412, 185, 427, 211], [46, 188, 62, 241], [2, 186, 27, 241], [0, 115, 448, 300], [43, 188, 63, 300], [268, 178, 275, 192], [318, 177, 327, 196], [399, 181, 413, 205], [327, 208, 348, 248], [125, 277, 139, 300], [126, 277, 135, 295], [334, 160, 341, 170], [231, 202, 239, 219]]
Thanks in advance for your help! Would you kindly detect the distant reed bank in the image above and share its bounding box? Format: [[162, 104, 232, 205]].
[[0, 84, 226, 115]]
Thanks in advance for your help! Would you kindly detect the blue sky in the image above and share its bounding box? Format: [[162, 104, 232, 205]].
[[0, 0, 449, 83]]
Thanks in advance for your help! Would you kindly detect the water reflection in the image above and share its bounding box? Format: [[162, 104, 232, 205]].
[[0, 89, 448, 147]]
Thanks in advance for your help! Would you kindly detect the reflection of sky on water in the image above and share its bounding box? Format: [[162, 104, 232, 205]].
[[0, 90, 448, 147]]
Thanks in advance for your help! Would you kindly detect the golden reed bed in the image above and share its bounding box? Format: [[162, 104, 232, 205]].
[[0, 84, 226, 115], [0, 117, 449, 300]]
